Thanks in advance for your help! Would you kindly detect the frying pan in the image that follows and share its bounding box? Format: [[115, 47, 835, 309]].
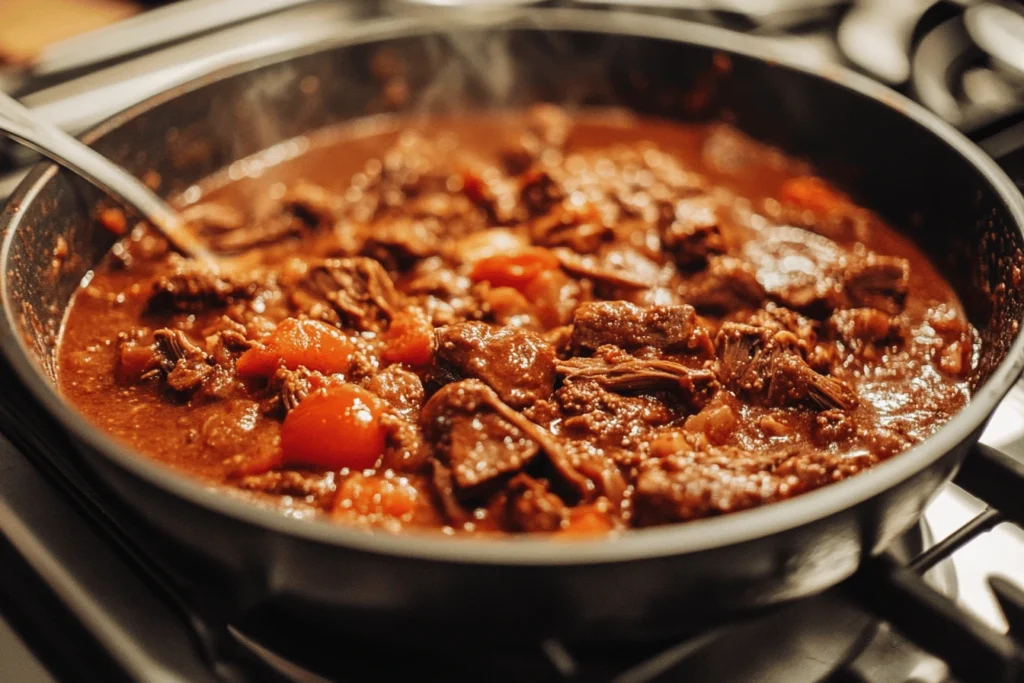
[[2, 9, 1023, 641]]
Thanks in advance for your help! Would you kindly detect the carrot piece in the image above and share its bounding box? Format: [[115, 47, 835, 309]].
[[98, 207, 128, 236], [334, 473, 420, 519], [280, 384, 385, 470], [236, 318, 354, 378], [555, 506, 614, 538], [470, 247, 560, 292], [381, 308, 435, 367], [779, 176, 850, 215]]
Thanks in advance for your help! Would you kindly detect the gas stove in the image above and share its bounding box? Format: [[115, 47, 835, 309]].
[[3, 2, 1024, 682]]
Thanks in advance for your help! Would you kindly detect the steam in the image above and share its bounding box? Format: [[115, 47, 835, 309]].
[[195, 5, 635, 205]]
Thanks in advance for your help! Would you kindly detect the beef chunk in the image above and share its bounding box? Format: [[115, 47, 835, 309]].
[[363, 365, 424, 421], [277, 181, 338, 227], [530, 202, 612, 254], [520, 167, 565, 217], [633, 447, 779, 524], [434, 322, 556, 408], [115, 332, 161, 384], [380, 412, 429, 473], [458, 166, 522, 225], [716, 323, 858, 410], [431, 460, 470, 525], [843, 254, 909, 314], [743, 226, 910, 316], [263, 366, 320, 415], [181, 202, 245, 234], [556, 377, 677, 447], [210, 182, 337, 252], [828, 308, 902, 346], [661, 196, 727, 268], [682, 255, 766, 313], [551, 439, 627, 503], [500, 104, 574, 173], [291, 257, 401, 331], [502, 474, 568, 532], [556, 349, 718, 410], [570, 301, 713, 356], [153, 329, 214, 393], [554, 248, 652, 290], [742, 304, 818, 355], [743, 225, 845, 313], [357, 133, 455, 214], [359, 215, 440, 271], [632, 446, 875, 525], [421, 380, 564, 493], [148, 265, 258, 314]]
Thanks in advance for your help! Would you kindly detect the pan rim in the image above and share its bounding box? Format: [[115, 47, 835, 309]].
[[3, 8, 1024, 565]]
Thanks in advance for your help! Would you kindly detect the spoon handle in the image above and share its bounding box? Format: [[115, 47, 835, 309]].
[[0, 92, 218, 271]]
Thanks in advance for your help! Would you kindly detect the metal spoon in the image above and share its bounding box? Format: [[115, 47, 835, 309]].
[[0, 91, 219, 271]]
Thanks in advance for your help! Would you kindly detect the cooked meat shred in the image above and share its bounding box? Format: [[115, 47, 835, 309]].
[[556, 351, 717, 408], [716, 323, 858, 410], [290, 257, 401, 331], [152, 329, 215, 393]]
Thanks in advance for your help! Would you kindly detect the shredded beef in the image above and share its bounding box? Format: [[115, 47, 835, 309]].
[[291, 257, 401, 331], [715, 323, 858, 411], [264, 367, 319, 415], [153, 329, 215, 393], [556, 350, 717, 409]]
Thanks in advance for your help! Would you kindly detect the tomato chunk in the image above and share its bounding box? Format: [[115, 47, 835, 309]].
[[280, 384, 385, 470], [236, 318, 354, 378], [779, 176, 850, 215], [381, 308, 435, 366], [470, 247, 560, 292]]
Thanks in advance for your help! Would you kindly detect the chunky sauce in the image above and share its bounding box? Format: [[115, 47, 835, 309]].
[[58, 109, 976, 534]]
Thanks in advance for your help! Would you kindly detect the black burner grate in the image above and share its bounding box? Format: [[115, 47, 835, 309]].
[[845, 447, 1024, 683]]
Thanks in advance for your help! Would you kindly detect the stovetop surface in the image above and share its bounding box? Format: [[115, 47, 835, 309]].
[[4, 1, 1024, 682]]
